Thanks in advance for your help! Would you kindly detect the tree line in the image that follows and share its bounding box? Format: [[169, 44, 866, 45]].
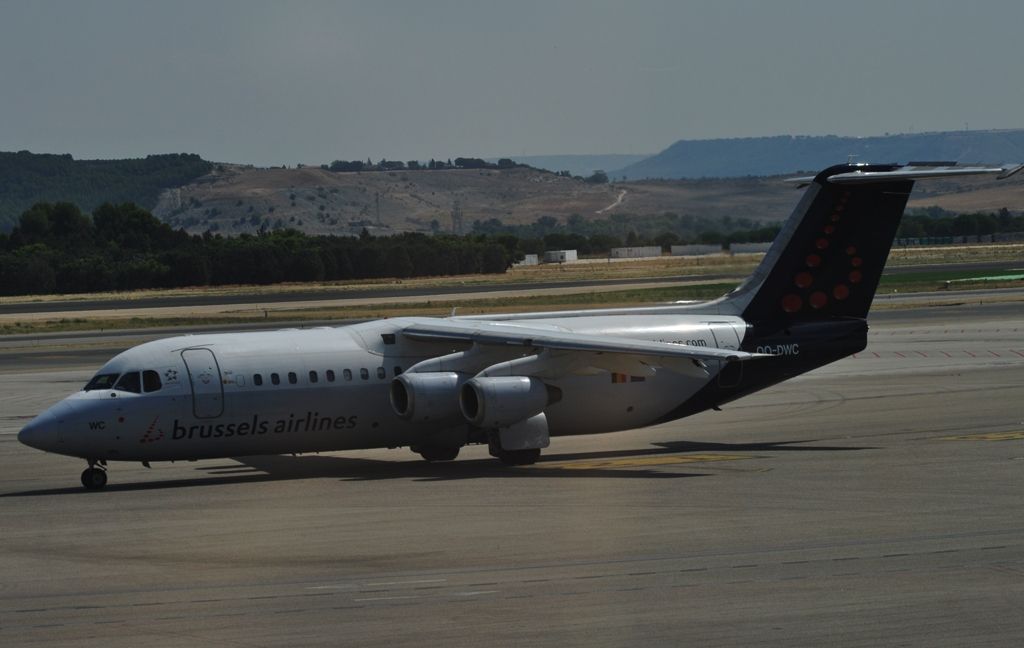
[[899, 207, 1024, 238], [1, 201, 1019, 297], [0, 151, 213, 232], [470, 212, 784, 255], [0, 203, 514, 296], [469, 207, 1024, 256], [326, 157, 520, 173], [323, 157, 609, 184]]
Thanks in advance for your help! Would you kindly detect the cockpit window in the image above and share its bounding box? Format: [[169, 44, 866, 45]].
[[143, 370, 162, 392], [84, 373, 119, 391], [114, 371, 142, 394]]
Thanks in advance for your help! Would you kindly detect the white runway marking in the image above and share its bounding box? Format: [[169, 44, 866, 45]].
[[453, 590, 498, 597]]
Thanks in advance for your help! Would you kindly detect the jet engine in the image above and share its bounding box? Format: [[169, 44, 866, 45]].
[[390, 372, 464, 422], [459, 376, 552, 428]]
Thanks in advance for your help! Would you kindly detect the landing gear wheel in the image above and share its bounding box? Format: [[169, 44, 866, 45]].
[[496, 448, 541, 466], [416, 446, 461, 462], [81, 467, 108, 490]]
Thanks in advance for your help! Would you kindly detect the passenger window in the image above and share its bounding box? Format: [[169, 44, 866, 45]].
[[114, 372, 142, 394], [271, 373, 280, 385], [343, 369, 352, 381], [393, 366, 402, 376], [142, 370, 162, 392], [360, 368, 369, 380], [326, 370, 335, 382], [376, 367, 386, 380], [288, 372, 297, 384], [254, 374, 263, 386], [309, 370, 318, 383]]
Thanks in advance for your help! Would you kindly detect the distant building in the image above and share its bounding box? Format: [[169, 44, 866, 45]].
[[516, 253, 540, 266], [671, 244, 724, 257], [729, 242, 773, 254], [543, 249, 578, 263], [992, 232, 1024, 242], [609, 246, 662, 259], [896, 233, 1024, 246]]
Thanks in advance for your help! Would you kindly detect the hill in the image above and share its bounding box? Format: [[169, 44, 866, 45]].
[[0, 151, 213, 231], [614, 129, 1024, 180], [3, 147, 1021, 239], [152, 163, 1024, 237], [152, 165, 801, 236], [157, 165, 629, 235]]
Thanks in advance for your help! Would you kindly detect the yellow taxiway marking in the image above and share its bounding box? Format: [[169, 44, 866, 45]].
[[538, 453, 752, 470], [942, 431, 1024, 442]]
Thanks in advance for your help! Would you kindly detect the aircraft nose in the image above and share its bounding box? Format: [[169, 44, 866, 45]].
[[18, 402, 70, 452]]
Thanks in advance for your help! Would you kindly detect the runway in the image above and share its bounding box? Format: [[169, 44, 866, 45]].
[[2, 301, 1023, 646]]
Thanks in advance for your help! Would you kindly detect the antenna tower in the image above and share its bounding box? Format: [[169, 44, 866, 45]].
[[451, 198, 463, 235]]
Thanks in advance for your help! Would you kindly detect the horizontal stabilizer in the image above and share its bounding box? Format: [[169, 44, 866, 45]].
[[786, 163, 1021, 187], [825, 164, 1020, 184]]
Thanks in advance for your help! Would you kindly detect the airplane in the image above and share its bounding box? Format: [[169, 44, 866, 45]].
[[17, 162, 1023, 489]]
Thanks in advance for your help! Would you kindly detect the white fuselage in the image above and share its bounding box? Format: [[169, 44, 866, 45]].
[[26, 314, 746, 463]]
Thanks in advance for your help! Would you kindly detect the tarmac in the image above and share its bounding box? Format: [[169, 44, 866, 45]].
[[1, 296, 1023, 646]]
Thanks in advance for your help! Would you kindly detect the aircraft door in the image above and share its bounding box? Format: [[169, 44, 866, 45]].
[[708, 322, 743, 388], [181, 348, 224, 418]]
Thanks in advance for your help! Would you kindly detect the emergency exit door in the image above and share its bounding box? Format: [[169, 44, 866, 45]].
[[181, 348, 224, 418]]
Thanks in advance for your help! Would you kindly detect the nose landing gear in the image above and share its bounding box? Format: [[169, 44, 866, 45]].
[[81, 460, 108, 490]]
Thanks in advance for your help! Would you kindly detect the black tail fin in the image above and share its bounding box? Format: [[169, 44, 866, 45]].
[[737, 163, 913, 323], [658, 162, 1020, 424], [724, 161, 1022, 323], [701, 162, 1017, 324], [726, 163, 915, 324]]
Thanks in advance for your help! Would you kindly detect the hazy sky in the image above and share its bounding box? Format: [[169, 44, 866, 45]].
[[2, 0, 1022, 165]]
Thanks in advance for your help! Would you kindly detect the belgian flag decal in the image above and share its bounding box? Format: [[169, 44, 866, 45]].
[[611, 373, 646, 383]]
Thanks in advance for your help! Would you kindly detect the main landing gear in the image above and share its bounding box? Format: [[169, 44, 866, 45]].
[[81, 460, 108, 490], [490, 447, 541, 467], [484, 431, 542, 466]]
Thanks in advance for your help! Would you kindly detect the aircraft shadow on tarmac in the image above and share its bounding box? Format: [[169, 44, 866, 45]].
[[3, 439, 872, 496], [581, 439, 871, 459]]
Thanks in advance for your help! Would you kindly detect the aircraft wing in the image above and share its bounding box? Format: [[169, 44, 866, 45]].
[[401, 319, 763, 363]]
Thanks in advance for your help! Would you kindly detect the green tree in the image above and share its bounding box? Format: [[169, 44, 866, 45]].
[[481, 244, 508, 272], [388, 246, 414, 278]]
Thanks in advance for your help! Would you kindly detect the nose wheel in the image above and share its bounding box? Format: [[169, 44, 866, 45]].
[[81, 465, 108, 490]]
